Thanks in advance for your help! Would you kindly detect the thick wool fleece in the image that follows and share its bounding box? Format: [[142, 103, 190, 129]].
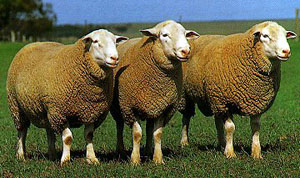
[[7, 40, 113, 133], [111, 37, 183, 126], [179, 31, 281, 118]]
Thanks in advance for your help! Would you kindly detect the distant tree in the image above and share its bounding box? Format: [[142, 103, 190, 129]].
[[0, 0, 56, 41]]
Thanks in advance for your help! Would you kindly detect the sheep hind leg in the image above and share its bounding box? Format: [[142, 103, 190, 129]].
[[224, 116, 236, 158], [180, 114, 191, 147], [214, 117, 226, 148], [131, 121, 142, 165], [250, 116, 262, 159], [61, 127, 73, 166], [145, 120, 154, 156], [46, 128, 57, 161], [16, 127, 28, 161], [84, 124, 100, 165], [153, 118, 164, 164]]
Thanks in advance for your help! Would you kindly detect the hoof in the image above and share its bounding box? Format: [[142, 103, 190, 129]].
[[180, 140, 189, 147], [87, 157, 100, 165], [251, 144, 262, 159], [224, 149, 236, 158], [16, 153, 25, 161], [251, 153, 263, 159], [131, 154, 140, 165], [60, 156, 71, 166], [153, 158, 165, 165]]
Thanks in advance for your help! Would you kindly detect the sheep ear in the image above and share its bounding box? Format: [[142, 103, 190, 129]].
[[186, 30, 200, 40], [253, 31, 261, 45], [82, 37, 93, 52], [116, 35, 129, 44], [286, 31, 297, 39], [140, 28, 158, 38]]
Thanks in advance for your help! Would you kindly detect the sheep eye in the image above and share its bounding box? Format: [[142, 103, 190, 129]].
[[162, 33, 168, 37], [93, 40, 98, 43], [263, 34, 269, 38]]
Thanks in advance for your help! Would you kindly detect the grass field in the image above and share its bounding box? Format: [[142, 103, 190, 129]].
[[0, 20, 300, 177]]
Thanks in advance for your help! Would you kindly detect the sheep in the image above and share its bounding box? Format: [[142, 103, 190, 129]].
[[178, 21, 297, 159], [6, 29, 128, 165], [110, 20, 200, 164]]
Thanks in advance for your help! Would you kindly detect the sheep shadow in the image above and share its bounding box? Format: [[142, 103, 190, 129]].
[[196, 141, 290, 156], [27, 146, 180, 164]]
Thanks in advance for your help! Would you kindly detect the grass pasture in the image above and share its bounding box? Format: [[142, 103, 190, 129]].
[[0, 20, 300, 177]]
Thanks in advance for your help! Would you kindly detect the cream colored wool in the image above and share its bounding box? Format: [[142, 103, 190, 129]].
[[7, 40, 113, 133], [111, 36, 182, 126], [179, 29, 280, 119]]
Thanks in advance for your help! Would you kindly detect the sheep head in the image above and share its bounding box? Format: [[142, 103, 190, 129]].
[[140, 20, 199, 62], [82, 29, 128, 68], [252, 21, 297, 61]]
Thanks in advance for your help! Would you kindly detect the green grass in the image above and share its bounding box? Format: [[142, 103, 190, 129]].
[[0, 21, 300, 177]]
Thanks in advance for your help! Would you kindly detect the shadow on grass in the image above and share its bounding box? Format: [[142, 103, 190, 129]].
[[27, 147, 181, 164], [196, 138, 294, 156]]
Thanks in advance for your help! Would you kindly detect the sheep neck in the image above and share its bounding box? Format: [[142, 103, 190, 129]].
[[141, 37, 182, 75]]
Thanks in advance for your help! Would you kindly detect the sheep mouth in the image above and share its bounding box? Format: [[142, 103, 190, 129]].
[[105, 62, 118, 68], [175, 54, 188, 62], [276, 55, 290, 61]]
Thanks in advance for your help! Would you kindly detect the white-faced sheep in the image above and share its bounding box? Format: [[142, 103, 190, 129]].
[[110, 20, 199, 164], [6, 29, 128, 165], [178, 21, 297, 159]]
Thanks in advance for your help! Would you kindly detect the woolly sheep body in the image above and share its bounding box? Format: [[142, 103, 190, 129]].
[[6, 29, 128, 165], [179, 21, 295, 158], [7, 40, 112, 133], [111, 21, 199, 165]]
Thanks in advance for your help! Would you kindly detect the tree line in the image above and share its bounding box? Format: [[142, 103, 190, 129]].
[[0, 0, 56, 42]]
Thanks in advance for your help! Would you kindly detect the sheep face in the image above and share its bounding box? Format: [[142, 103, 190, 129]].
[[253, 22, 297, 61], [83, 29, 128, 68], [140, 20, 199, 62]]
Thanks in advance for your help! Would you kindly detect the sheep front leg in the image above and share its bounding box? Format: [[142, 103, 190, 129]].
[[16, 127, 28, 161], [214, 117, 226, 148], [181, 114, 191, 147], [131, 121, 142, 165], [145, 120, 154, 156], [250, 116, 262, 159], [46, 128, 57, 161], [224, 117, 236, 158], [61, 127, 73, 166], [153, 119, 164, 164], [84, 124, 100, 165]]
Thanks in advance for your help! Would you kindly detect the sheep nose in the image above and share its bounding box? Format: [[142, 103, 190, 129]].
[[111, 56, 118, 61], [282, 49, 290, 54], [181, 49, 190, 57]]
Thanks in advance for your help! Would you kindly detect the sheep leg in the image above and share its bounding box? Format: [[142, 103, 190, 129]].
[[224, 117, 236, 158], [180, 114, 191, 147], [153, 118, 164, 164], [214, 117, 226, 148], [16, 127, 28, 161], [131, 121, 142, 165], [145, 119, 154, 156], [116, 119, 125, 153], [61, 127, 73, 166], [84, 124, 100, 165], [250, 116, 262, 159], [46, 128, 57, 161]]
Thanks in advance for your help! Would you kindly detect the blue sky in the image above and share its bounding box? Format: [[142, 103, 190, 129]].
[[44, 0, 300, 24]]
